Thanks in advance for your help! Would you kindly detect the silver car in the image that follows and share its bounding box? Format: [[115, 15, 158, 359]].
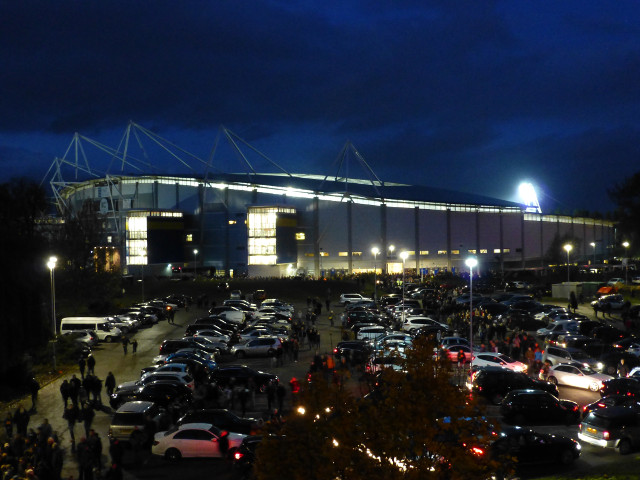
[[230, 337, 282, 359]]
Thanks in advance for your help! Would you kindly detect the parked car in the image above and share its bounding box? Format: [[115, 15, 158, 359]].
[[491, 426, 581, 469], [151, 422, 245, 460], [231, 435, 263, 479], [177, 409, 261, 435], [472, 352, 528, 372], [468, 366, 559, 405], [582, 395, 640, 417], [579, 407, 640, 454], [109, 401, 171, 443], [110, 381, 193, 409], [340, 293, 373, 305], [333, 341, 373, 365], [402, 317, 447, 334], [546, 362, 613, 391], [591, 294, 626, 310], [600, 378, 640, 398], [542, 346, 600, 369], [500, 389, 580, 425], [230, 337, 282, 359], [208, 365, 278, 392]]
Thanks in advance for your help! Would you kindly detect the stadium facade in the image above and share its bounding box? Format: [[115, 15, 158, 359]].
[[46, 123, 616, 279]]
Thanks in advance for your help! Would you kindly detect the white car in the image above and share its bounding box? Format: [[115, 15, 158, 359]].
[[607, 278, 625, 286], [440, 336, 469, 348], [547, 362, 613, 391], [402, 317, 446, 333], [536, 320, 579, 337], [192, 330, 231, 344], [340, 293, 373, 305], [152, 423, 245, 460], [120, 371, 195, 391], [355, 326, 387, 341], [533, 306, 567, 321], [471, 352, 527, 372]]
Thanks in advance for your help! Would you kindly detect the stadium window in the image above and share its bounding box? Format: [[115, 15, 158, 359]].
[[228, 220, 237, 225], [186, 234, 193, 242], [480, 249, 488, 254], [493, 249, 501, 254], [295, 232, 305, 240], [438, 250, 447, 255], [503, 248, 510, 253], [352, 252, 362, 256], [468, 249, 476, 254], [451, 250, 460, 255], [338, 252, 348, 257], [419, 250, 429, 255]]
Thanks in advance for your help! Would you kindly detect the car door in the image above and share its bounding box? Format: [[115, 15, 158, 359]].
[[555, 365, 580, 388], [173, 428, 220, 457]]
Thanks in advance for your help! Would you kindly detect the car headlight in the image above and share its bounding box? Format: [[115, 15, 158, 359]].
[[597, 362, 603, 370]]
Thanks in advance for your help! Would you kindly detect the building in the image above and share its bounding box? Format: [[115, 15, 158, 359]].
[[46, 123, 615, 278]]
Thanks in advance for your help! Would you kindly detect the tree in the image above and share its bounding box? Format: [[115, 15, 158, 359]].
[[254, 337, 503, 480], [609, 172, 640, 256]]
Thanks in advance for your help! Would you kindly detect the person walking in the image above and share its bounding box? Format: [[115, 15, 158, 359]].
[[276, 381, 286, 412], [70, 374, 81, 406], [78, 356, 86, 379], [13, 405, 30, 436], [28, 377, 40, 412], [132, 339, 138, 354], [81, 403, 95, 438], [86, 354, 96, 376], [4, 412, 13, 439], [105, 372, 116, 397], [76, 437, 94, 480], [60, 379, 71, 408], [122, 336, 129, 355], [63, 403, 79, 448]]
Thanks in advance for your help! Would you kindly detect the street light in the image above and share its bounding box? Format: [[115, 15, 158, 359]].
[[193, 249, 198, 278], [623, 241, 630, 284], [400, 251, 409, 323], [563, 244, 573, 282], [387, 244, 395, 275], [590, 242, 596, 267], [47, 256, 58, 372], [465, 257, 478, 369], [371, 247, 379, 302]]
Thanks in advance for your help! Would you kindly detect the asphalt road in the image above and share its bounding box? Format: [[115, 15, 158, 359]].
[[3, 297, 637, 479]]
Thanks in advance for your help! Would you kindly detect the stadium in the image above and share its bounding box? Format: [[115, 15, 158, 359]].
[[44, 123, 615, 279]]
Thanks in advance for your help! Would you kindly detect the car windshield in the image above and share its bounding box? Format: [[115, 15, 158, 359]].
[[498, 354, 517, 364], [578, 365, 597, 375]]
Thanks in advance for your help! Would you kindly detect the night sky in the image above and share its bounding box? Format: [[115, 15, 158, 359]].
[[1, 1, 639, 214]]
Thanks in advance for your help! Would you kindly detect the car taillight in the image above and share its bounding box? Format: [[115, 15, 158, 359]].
[[603, 431, 610, 440], [471, 446, 485, 456], [234, 451, 244, 460]]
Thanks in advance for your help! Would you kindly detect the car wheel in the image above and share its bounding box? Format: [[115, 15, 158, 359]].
[[548, 376, 558, 386], [491, 393, 503, 405], [559, 449, 575, 465], [589, 382, 600, 392], [235, 351, 246, 359], [513, 414, 526, 426], [165, 448, 182, 461], [619, 439, 633, 455]]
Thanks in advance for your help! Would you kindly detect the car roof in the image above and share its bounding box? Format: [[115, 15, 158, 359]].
[[586, 406, 638, 419], [116, 401, 156, 413]]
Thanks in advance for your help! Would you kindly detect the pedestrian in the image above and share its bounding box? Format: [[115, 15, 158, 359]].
[[276, 382, 286, 412], [81, 404, 95, 438], [91, 376, 103, 406], [78, 384, 88, 408], [28, 377, 40, 411], [87, 429, 103, 474], [266, 380, 276, 412], [132, 339, 138, 354], [109, 436, 124, 469], [76, 437, 94, 480], [70, 374, 81, 406], [617, 358, 629, 378], [329, 310, 335, 327], [13, 405, 30, 436], [105, 372, 116, 397], [122, 336, 129, 355], [3, 412, 13, 439], [86, 354, 96, 376], [56, 379, 70, 409], [78, 356, 86, 379], [64, 403, 79, 447]]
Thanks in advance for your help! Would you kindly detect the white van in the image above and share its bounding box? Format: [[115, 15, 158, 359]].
[[60, 317, 122, 343]]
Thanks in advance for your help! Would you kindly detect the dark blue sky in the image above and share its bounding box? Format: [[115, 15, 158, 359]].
[[1, 1, 639, 214]]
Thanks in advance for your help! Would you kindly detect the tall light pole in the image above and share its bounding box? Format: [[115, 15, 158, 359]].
[[193, 249, 198, 278], [623, 241, 630, 284], [563, 244, 573, 282], [400, 251, 409, 323], [590, 242, 596, 267], [388, 244, 395, 275], [47, 256, 58, 372], [465, 257, 477, 368], [371, 247, 379, 302]]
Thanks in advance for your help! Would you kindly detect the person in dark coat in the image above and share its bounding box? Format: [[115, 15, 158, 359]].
[[4, 412, 13, 438], [105, 372, 116, 397], [70, 374, 81, 406], [108, 436, 124, 468], [132, 339, 138, 354], [60, 380, 71, 408], [13, 405, 30, 436], [63, 403, 79, 445], [86, 354, 96, 376], [29, 377, 40, 411], [80, 404, 95, 438], [78, 356, 86, 379], [122, 336, 129, 355], [87, 429, 103, 473], [76, 437, 94, 480], [276, 382, 286, 412]]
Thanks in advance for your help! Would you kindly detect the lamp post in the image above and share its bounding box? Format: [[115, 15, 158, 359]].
[[465, 257, 477, 369], [590, 242, 596, 267], [387, 244, 395, 275], [193, 249, 198, 278], [400, 251, 409, 323], [371, 247, 379, 302], [563, 244, 573, 282], [47, 256, 57, 372], [623, 241, 630, 284]]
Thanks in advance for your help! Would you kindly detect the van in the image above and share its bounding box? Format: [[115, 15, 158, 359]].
[[60, 317, 122, 343]]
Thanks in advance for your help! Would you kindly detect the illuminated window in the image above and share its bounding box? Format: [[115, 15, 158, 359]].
[[186, 234, 193, 242], [228, 220, 237, 225], [405, 251, 415, 256], [503, 248, 510, 253], [420, 250, 429, 255], [438, 250, 447, 255], [339, 252, 348, 257], [451, 250, 460, 255], [468, 249, 476, 254], [246, 206, 295, 265], [295, 232, 305, 240], [126, 216, 147, 265], [107, 236, 112, 243], [493, 249, 501, 254], [305, 253, 315, 257], [352, 252, 362, 256], [320, 251, 329, 257], [480, 249, 488, 254]]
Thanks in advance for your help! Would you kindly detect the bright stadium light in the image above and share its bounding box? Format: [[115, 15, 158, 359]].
[[518, 182, 542, 213]]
